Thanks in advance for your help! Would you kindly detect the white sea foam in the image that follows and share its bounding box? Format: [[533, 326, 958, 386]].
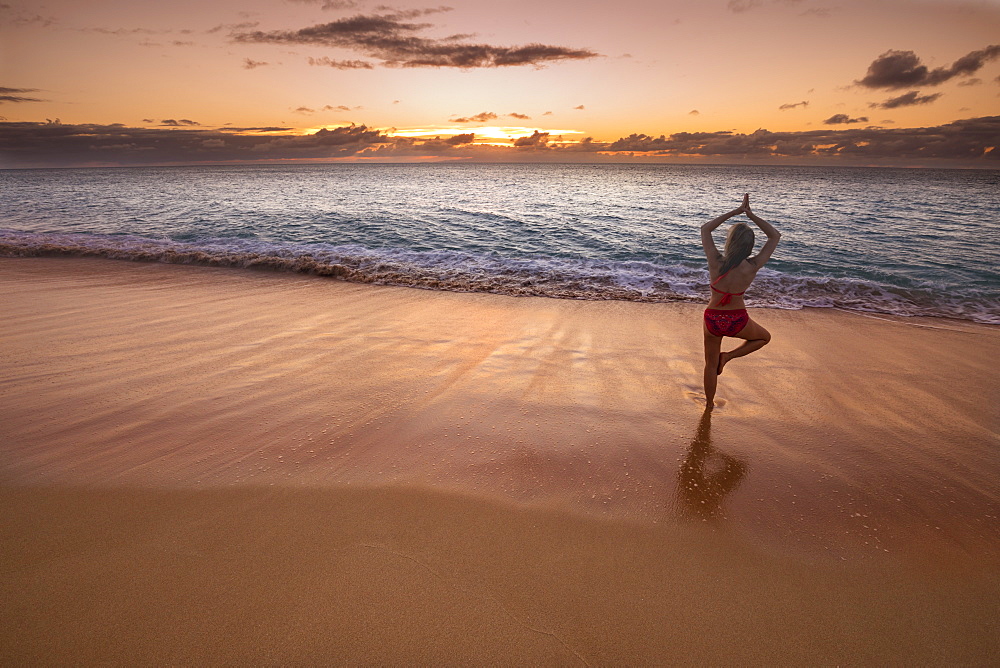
[[2, 163, 997, 324], [3, 230, 997, 324]]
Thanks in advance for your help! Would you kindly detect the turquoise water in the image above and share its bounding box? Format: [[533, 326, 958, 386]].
[[1, 163, 998, 323]]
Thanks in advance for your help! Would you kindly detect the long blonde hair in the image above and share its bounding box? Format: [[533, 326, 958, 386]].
[[719, 222, 755, 275]]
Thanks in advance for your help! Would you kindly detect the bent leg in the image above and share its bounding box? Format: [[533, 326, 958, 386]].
[[703, 328, 723, 409], [718, 318, 771, 374]]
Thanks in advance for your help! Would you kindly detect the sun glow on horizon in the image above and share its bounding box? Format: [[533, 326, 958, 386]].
[[387, 126, 586, 142]]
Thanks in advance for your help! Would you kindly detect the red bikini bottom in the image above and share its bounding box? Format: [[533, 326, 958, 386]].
[[704, 308, 749, 337]]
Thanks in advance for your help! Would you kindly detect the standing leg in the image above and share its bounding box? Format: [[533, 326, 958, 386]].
[[703, 328, 723, 409]]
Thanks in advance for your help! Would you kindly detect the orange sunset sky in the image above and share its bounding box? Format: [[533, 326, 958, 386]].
[[1, 0, 998, 167]]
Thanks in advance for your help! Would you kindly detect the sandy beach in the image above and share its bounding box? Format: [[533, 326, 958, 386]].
[[2, 257, 998, 664]]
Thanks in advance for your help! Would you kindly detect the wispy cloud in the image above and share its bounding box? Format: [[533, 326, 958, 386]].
[[450, 111, 497, 123], [856, 45, 1000, 89], [243, 58, 269, 69], [779, 100, 809, 110], [0, 86, 45, 103], [87, 27, 165, 36], [307, 56, 374, 69], [232, 10, 599, 68], [727, 0, 763, 12], [0, 2, 57, 27], [160, 119, 200, 126], [207, 21, 260, 34], [823, 114, 868, 125], [727, 0, 819, 14], [287, 0, 361, 9], [870, 91, 942, 109]]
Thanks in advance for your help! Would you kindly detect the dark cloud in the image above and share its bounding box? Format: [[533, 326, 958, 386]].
[[142, 118, 154, 123], [444, 133, 474, 145], [0, 121, 390, 168], [0, 87, 45, 103], [160, 119, 200, 126], [508, 112, 530, 120], [307, 56, 375, 69], [870, 90, 942, 109], [602, 116, 1000, 161], [232, 11, 599, 68], [513, 130, 549, 148], [293, 107, 315, 114], [322, 104, 353, 112], [856, 45, 1000, 90], [217, 126, 292, 132], [573, 105, 585, 110], [4, 116, 997, 168], [779, 100, 808, 110], [823, 114, 868, 125], [688, 109, 700, 116], [957, 78, 981, 87], [243, 58, 269, 69], [558, 136, 604, 153], [450, 111, 496, 123]]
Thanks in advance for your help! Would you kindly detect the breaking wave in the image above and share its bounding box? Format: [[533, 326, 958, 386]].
[[2, 230, 997, 324]]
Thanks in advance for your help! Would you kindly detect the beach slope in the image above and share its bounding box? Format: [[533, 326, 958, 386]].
[[2, 257, 998, 664]]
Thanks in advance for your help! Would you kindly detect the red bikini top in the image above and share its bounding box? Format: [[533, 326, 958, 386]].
[[710, 269, 745, 306]]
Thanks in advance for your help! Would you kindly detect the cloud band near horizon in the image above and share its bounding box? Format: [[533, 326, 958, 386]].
[[1, 117, 997, 168]]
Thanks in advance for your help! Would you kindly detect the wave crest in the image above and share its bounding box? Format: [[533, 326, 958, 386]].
[[1, 230, 996, 324]]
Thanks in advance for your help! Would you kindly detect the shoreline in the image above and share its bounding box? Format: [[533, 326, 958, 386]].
[[2, 256, 998, 662], [3, 233, 996, 326]]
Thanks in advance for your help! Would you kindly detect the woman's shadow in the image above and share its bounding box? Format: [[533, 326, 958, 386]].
[[677, 410, 748, 521]]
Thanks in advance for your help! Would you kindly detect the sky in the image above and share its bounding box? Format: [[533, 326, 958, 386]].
[[1, 0, 999, 167]]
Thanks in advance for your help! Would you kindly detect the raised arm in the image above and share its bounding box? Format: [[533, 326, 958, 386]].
[[744, 197, 781, 268], [701, 194, 748, 271]]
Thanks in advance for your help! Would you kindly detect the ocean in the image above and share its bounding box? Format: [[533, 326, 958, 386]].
[[2, 163, 998, 324]]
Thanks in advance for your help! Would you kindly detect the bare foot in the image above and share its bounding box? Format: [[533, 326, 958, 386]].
[[717, 351, 730, 375]]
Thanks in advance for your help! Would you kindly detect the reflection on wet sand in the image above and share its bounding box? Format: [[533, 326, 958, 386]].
[[677, 410, 748, 520]]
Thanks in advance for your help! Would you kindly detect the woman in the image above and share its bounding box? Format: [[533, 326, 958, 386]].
[[700, 193, 781, 409]]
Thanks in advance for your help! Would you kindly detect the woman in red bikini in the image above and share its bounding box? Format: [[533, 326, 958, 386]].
[[700, 193, 782, 409]]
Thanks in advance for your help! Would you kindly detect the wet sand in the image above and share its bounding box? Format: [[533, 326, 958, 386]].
[[2, 257, 998, 664]]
